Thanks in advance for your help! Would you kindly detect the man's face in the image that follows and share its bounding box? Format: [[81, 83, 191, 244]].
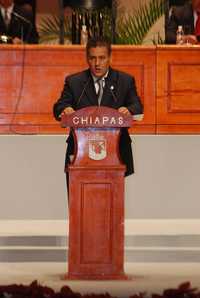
[[192, 0, 200, 11], [0, 0, 13, 8], [87, 46, 111, 78]]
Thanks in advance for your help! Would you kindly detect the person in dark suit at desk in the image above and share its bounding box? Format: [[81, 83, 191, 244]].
[[53, 36, 143, 180], [0, 0, 38, 44], [166, 0, 200, 44]]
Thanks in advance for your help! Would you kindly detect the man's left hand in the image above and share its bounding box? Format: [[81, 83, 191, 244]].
[[118, 107, 131, 115]]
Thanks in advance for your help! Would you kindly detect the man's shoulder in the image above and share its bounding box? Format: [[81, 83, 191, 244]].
[[66, 69, 89, 82], [110, 68, 133, 81]]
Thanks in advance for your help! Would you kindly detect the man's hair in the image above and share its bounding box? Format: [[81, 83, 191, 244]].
[[86, 37, 112, 56]]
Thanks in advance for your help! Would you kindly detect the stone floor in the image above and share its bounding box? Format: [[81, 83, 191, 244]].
[[0, 262, 200, 297]]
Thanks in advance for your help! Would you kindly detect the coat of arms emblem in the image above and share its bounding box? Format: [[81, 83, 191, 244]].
[[88, 134, 107, 160]]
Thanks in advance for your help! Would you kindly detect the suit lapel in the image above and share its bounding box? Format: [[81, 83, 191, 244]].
[[101, 68, 118, 106], [191, 14, 195, 33], [82, 68, 118, 106], [188, 4, 195, 33], [0, 5, 18, 35], [183, 3, 195, 33], [0, 10, 7, 33], [84, 70, 99, 105], [9, 6, 20, 35]]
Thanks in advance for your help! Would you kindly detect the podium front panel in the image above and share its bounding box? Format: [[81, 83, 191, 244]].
[[68, 168, 125, 279]]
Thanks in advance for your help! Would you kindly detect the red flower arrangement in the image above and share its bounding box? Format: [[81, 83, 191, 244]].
[[0, 281, 199, 298]]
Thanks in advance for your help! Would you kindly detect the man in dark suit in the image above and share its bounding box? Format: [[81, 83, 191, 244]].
[[165, 0, 200, 44], [0, 0, 38, 44], [53, 37, 143, 178]]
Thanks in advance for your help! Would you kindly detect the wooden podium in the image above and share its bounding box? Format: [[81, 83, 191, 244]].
[[61, 106, 133, 280]]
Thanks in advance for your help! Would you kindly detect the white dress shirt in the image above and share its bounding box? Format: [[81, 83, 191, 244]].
[[0, 3, 14, 25], [92, 71, 109, 94], [194, 10, 200, 28]]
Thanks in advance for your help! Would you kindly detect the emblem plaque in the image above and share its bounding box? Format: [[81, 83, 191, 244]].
[[88, 134, 107, 160]]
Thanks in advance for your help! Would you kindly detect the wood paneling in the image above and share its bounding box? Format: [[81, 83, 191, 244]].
[[1, 45, 200, 134], [0, 45, 87, 134], [0, 45, 155, 134], [157, 45, 200, 133], [112, 46, 156, 134]]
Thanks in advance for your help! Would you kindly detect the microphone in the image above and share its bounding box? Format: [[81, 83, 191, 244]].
[[12, 11, 32, 25], [110, 85, 118, 102]]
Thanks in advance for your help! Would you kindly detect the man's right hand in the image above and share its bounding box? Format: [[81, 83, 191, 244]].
[[61, 107, 75, 115], [183, 35, 198, 44]]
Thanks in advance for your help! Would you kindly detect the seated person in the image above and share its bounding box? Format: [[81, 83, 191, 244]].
[[165, 0, 200, 44], [0, 0, 38, 44]]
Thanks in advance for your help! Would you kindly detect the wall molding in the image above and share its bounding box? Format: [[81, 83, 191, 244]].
[[0, 220, 200, 263], [1, 219, 200, 236]]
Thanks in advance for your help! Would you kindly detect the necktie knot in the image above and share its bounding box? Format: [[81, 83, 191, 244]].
[[97, 78, 103, 90]]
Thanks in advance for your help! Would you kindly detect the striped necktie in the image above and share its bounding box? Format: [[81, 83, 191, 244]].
[[96, 78, 104, 106], [195, 11, 200, 37]]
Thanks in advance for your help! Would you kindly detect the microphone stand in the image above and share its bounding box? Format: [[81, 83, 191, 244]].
[[21, 24, 24, 44], [111, 0, 117, 44], [58, 0, 65, 44]]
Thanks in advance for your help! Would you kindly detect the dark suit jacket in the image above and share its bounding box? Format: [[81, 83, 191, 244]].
[[53, 67, 143, 176], [0, 4, 38, 43], [165, 2, 195, 44]]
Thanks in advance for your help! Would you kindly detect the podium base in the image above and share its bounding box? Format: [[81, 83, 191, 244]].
[[63, 273, 129, 280]]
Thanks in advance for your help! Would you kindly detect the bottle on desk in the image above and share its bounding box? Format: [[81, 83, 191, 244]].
[[80, 25, 88, 45], [176, 25, 184, 45]]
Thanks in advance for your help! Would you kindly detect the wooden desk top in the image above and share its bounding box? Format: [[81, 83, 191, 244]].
[[1, 45, 200, 134]]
